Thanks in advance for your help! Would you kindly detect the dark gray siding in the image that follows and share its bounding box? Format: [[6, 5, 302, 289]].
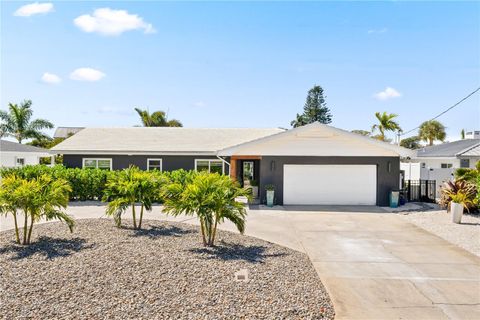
[[63, 154, 229, 172], [258, 156, 400, 206]]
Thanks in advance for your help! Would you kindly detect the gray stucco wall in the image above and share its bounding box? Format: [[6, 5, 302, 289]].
[[63, 155, 229, 172], [258, 156, 400, 206]]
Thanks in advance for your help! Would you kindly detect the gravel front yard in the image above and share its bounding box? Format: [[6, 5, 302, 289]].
[[401, 211, 480, 257], [0, 219, 334, 319]]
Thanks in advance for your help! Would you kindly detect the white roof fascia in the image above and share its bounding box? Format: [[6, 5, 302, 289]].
[[52, 150, 217, 156], [455, 142, 480, 156]]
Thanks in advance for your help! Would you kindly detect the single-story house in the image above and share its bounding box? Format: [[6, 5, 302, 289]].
[[51, 123, 413, 206], [0, 140, 51, 168], [401, 138, 480, 197]]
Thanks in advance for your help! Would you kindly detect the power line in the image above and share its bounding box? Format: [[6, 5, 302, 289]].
[[400, 86, 480, 136]]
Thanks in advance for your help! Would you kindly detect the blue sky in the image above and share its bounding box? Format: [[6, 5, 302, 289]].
[[1, 1, 479, 141]]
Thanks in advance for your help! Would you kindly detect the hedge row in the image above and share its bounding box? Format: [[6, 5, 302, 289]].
[[0, 165, 111, 201], [0, 165, 196, 202]]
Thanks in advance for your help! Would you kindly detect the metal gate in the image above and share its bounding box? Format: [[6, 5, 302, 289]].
[[404, 180, 436, 203]]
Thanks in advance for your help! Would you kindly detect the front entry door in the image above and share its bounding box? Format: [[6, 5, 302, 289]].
[[242, 161, 254, 186]]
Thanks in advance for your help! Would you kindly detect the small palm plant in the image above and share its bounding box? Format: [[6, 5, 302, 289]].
[[103, 167, 163, 229], [0, 174, 74, 245], [162, 172, 250, 246], [0, 176, 22, 243]]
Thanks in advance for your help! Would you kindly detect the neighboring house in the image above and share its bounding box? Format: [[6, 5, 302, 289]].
[[51, 123, 413, 206], [53, 127, 85, 139], [465, 130, 480, 139], [401, 138, 480, 197], [0, 140, 51, 168]]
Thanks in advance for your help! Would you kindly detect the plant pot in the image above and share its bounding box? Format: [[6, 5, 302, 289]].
[[266, 190, 274, 207], [451, 202, 464, 224], [251, 186, 258, 198]]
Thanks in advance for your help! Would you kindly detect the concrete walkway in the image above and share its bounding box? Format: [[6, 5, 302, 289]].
[[1, 203, 479, 319]]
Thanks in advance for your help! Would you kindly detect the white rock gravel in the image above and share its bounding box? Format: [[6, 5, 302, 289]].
[[401, 211, 480, 257], [0, 219, 334, 320]]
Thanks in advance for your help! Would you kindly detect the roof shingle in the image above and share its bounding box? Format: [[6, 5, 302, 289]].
[[51, 127, 285, 154], [0, 140, 50, 153], [415, 139, 480, 157]]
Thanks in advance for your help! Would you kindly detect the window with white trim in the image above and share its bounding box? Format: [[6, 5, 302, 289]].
[[195, 159, 224, 174], [83, 158, 112, 170], [147, 159, 163, 171], [440, 163, 453, 169], [16, 157, 25, 167]]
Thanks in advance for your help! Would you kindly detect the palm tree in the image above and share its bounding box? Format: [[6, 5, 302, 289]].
[[418, 120, 446, 146], [134, 108, 182, 127], [162, 172, 250, 246], [0, 100, 54, 143], [371, 112, 402, 141], [103, 166, 163, 229], [0, 174, 74, 245]]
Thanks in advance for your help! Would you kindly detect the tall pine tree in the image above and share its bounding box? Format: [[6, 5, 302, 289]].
[[291, 85, 332, 127]]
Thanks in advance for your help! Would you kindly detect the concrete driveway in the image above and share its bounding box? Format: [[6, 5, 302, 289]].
[[1, 203, 479, 319]]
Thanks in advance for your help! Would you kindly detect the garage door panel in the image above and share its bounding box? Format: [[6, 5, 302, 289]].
[[283, 165, 376, 205]]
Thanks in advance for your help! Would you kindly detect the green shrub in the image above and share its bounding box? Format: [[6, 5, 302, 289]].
[[0, 165, 110, 201], [455, 168, 478, 184]]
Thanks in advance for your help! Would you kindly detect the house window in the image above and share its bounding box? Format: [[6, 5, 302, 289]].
[[460, 159, 470, 168], [83, 158, 112, 170], [440, 163, 453, 169], [16, 158, 25, 167], [147, 159, 162, 171], [195, 159, 224, 174]]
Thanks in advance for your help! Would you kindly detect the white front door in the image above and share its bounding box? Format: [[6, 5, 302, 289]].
[[283, 164, 377, 205]]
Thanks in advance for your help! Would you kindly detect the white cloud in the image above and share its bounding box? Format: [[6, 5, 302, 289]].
[[368, 28, 388, 34], [14, 2, 53, 17], [70, 68, 105, 82], [73, 8, 156, 36], [41, 72, 61, 84], [373, 87, 402, 101], [193, 101, 206, 107]]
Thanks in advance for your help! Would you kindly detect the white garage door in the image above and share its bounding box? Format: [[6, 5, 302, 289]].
[[283, 165, 377, 205]]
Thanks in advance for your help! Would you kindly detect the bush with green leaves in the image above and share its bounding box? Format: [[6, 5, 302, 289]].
[[162, 172, 250, 246], [103, 166, 166, 229], [0, 165, 110, 201], [0, 174, 74, 245], [455, 161, 480, 184]]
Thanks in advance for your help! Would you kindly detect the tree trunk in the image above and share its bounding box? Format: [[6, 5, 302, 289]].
[[210, 217, 219, 247], [12, 212, 20, 244], [132, 203, 137, 229], [27, 214, 34, 244], [138, 204, 144, 229], [429, 137, 433, 146], [200, 219, 207, 246], [22, 209, 28, 245]]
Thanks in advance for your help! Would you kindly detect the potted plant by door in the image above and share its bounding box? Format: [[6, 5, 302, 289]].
[[449, 192, 472, 224], [250, 179, 259, 199], [265, 184, 275, 207]]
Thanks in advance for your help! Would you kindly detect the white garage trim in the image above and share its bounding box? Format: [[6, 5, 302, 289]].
[[283, 164, 377, 205]]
